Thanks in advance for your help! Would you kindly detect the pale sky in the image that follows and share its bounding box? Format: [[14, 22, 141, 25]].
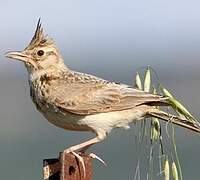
[[1, 0, 200, 75]]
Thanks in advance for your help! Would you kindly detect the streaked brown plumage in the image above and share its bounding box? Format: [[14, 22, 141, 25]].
[[5, 19, 200, 168]]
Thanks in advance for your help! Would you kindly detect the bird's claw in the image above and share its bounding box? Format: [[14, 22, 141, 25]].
[[63, 149, 106, 178], [64, 149, 86, 178], [89, 153, 107, 166]]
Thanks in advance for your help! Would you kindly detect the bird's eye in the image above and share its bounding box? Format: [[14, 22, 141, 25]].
[[37, 50, 44, 56]]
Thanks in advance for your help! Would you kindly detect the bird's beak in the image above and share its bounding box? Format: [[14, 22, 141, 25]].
[[5, 51, 30, 63]]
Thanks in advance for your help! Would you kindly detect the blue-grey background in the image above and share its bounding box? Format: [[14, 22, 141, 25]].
[[1, 0, 200, 179]]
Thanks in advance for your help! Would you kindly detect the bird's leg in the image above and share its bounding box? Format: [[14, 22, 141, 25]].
[[64, 136, 103, 153], [64, 132, 107, 176]]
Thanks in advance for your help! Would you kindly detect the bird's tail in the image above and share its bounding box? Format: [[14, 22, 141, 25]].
[[147, 108, 200, 133]]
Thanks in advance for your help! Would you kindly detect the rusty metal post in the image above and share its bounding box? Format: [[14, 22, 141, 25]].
[[43, 152, 93, 180]]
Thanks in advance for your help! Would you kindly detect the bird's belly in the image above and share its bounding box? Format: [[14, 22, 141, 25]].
[[78, 108, 146, 133], [42, 107, 145, 134], [39, 106, 146, 134], [44, 111, 93, 131], [30, 88, 92, 132]]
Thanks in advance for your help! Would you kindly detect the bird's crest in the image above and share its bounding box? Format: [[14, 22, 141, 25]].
[[25, 18, 54, 50]]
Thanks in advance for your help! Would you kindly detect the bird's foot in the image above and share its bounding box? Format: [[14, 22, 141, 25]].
[[63, 148, 107, 177], [88, 153, 107, 166], [64, 148, 86, 177]]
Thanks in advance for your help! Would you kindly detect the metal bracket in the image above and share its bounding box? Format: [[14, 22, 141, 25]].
[[43, 153, 92, 180]]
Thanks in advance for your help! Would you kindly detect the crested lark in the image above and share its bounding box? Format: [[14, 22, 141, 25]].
[[5, 20, 200, 168]]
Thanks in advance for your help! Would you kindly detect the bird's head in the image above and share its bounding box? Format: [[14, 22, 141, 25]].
[[5, 19, 65, 74]]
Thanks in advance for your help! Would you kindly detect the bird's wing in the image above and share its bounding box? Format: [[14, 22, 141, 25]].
[[48, 79, 167, 115]]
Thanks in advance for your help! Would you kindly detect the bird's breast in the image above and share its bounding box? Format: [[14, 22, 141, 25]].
[[29, 79, 93, 132]]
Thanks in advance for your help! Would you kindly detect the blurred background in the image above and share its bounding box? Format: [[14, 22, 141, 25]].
[[1, 0, 200, 179]]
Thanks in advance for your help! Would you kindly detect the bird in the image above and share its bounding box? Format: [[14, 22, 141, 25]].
[[5, 19, 200, 172]]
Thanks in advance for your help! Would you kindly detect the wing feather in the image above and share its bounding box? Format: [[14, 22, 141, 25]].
[[47, 79, 167, 115]]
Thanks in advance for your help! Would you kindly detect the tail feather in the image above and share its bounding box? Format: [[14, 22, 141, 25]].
[[147, 109, 200, 133]]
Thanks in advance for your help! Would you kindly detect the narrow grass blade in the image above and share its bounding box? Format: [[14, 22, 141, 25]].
[[172, 125, 183, 180]]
